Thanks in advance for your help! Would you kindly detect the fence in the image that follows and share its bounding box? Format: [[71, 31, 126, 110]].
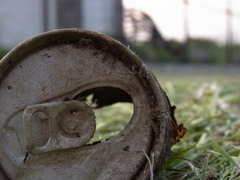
[[124, 0, 240, 63]]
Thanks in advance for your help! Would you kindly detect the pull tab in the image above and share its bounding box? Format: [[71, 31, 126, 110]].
[[23, 101, 96, 154]]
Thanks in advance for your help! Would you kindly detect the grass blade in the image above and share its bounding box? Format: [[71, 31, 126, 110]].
[[166, 144, 197, 168], [210, 139, 239, 169], [200, 153, 210, 180]]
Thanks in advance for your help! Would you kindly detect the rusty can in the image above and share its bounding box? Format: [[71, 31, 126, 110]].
[[0, 29, 182, 180]]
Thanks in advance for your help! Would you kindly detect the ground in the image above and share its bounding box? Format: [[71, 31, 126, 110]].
[[151, 64, 240, 179]]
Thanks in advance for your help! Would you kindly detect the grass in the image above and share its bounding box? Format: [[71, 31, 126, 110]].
[[90, 65, 240, 179], [88, 103, 134, 143], [154, 66, 240, 179]]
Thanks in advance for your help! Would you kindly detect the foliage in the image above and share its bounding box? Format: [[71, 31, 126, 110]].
[[128, 38, 240, 63], [0, 47, 9, 60], [188, 38, 226, 63], [131, 42, 176, 62]]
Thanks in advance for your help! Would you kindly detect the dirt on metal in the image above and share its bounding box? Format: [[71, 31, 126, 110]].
[[0, 29, 185, 180]]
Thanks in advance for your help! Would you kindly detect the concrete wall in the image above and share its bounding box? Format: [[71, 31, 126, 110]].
[[0, 0, 43, 48], [81, 0, 123, 37], [0, 0, 123, 49]]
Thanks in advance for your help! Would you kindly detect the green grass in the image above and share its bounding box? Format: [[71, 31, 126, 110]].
[[154, 68, 240, 179], [89, 103, 134, 143], [90, 66, 240, 179]]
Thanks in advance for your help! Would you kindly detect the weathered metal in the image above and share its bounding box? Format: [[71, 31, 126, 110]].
[[0, 29, 183, 179], [23, 101, 96, 154]]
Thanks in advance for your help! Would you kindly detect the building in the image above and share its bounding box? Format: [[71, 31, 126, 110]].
[[0, 0, 123, 49]]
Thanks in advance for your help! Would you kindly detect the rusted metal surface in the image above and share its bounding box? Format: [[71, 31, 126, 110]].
[[0, 29, 184, 179]]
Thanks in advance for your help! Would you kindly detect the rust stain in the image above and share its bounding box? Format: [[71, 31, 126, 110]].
[[171, 123, 187, 144]]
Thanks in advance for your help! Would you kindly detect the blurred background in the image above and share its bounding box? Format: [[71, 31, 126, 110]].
[[1, 1, 240, 178], [1, 0, 240, 64]]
